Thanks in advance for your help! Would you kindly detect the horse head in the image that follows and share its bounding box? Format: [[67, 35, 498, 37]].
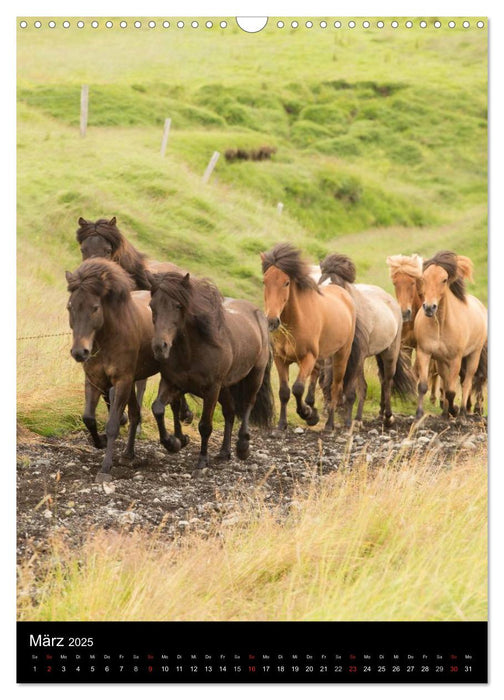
[[422, 251, 468, 317], [149, 272, 191, 361], [77, 217, 118, 261], [386, 254, 423, 322], [65, 259, 132, 362], [260, 260, 291, 331]]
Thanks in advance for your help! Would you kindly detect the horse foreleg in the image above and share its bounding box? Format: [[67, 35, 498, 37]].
[[305, 363, 320, 409], [216, 387, 235, 461], [428, 359, 439, 405], [151, 376, 182, 453], [179, 394, 194, 425], [134, 378, 147, 432], [98, 378, 133, 482], [354, 370, 367, 425], [274, 356, 290, 431], [124, 386, 141, 460], [460, 350, 482, 419], [437, 358, 462, 419], [378, 351, 397, 427], [415, 348, 431, 420], [83, 377, 107, 449], [196, 386, 220, 469], [292, 353, 319, 426], [325, 343, 352, 432]]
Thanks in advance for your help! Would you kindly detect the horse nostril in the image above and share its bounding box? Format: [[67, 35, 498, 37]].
[[268, 317, 280, 331]]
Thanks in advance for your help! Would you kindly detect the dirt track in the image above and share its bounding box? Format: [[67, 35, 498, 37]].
[[16, 414, 487, 563]]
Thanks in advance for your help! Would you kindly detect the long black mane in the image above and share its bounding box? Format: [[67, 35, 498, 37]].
[[66, 258, 134, 306], [319, 253, 357, 289], [423, 250, 466, 303], [261, 242, 321, 293], [150, 272, 225, 344]]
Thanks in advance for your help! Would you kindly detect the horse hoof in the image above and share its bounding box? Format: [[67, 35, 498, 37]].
[[383, 415, 395, 428], [182, 410, 194, 425], [236, 440, 250, 460], [215, 450, 231, 462], [449, 405, 459, 417], [95, 472, 113, 483], [179, 434, 190, 448], [196, 456, 210, 470], [161, 436, 181, 453], [353, 420, 363, 431], [94, 434, 107, 449], [305, 409, 320, 427]]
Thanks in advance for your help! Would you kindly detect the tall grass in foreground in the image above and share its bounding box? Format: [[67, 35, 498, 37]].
[[18, 449, 487, 622]]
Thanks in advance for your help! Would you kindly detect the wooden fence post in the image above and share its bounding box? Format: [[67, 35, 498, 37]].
[[202, 151, 220, 184], [277, 202, 284, 215], [160, 118, 171, 157], [80, 85, 89, 138]]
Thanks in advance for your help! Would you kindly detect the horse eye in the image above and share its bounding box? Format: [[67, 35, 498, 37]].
[[442, 279, 448, 284], [284, 281, 290, 287], [176, 303, 182, 310], [92, 304, 100, 312]]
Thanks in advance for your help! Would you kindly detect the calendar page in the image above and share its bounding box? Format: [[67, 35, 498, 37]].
[[16, 15, 488, 683]]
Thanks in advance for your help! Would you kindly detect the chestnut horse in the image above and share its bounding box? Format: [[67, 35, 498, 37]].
[[66, 259, 179, 482], [148, 271, 274, 469], [414, 251, 487, 420], [319, 254, 415, 427], [76, 216, 193, 425], [261, 243, 360, 432]]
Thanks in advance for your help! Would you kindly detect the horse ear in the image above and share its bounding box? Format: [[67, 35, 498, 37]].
[[65, 271, 72, 282], [182, 272, 190, 287], [109, 216, 117, 227], [78, 217, 88, 227], [260, 252, 266, 262], [416, 276, 425, 297]]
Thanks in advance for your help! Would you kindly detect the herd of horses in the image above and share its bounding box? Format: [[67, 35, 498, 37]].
[[67, 217, 487, 482]]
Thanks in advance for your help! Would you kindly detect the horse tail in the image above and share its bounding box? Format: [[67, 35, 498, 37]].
[[376, 349, 417, 400], [231, 346, 275, 429], [472, 341, 488, 393], [343, 316, 366, 395]]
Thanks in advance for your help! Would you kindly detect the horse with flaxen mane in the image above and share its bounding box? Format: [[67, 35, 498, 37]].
[[414, 251, 487, 420], [261, 243, 361, 432], [148, 270, 274, 469], [76, 216, 193, 425], [66, 259, 181, 482], [319, 253, 415, 426]]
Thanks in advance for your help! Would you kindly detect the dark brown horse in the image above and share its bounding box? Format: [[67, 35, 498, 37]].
[[148, 271, 274, 469], [66, 259, 180, 482], [76, 216, 193, 425]]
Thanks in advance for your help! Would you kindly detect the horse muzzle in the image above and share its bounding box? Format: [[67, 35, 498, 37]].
[[402, 309, 412, 322], [267, 316, 281, 332], [152, 339, 172, 361], [422, 303, 438, 318], [71, 347, 90, 363]]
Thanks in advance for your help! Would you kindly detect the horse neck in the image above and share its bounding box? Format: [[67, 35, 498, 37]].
[[435, 288, 459, 329], [97, 298, 137, 346], [281, 284, 312, 330]]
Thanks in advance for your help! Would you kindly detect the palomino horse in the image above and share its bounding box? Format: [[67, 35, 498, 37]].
[[319, 254, 415, 426], [148, 271, 274, 469], [261, 243, 361, 432], [414, 251, 487, 420], [66, 259, 179, 482], [386, 253, 441, 403], [76, 216, 193, 425]]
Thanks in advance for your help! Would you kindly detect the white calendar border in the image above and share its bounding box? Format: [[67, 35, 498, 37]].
[[4, 1, 502, 698]]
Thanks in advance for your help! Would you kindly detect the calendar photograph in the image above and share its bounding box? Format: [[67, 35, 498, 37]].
[[16, 16, 488, 683]]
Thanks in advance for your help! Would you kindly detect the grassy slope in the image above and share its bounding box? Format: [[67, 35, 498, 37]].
[[17, 21, 487, 435]]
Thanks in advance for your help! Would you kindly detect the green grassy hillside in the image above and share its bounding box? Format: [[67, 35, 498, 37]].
[[17, 19, 487, 435]]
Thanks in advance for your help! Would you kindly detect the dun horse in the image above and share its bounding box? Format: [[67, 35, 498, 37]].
[[76, 216, 193, 425], [66, 259, 177, 482], [414, 251, 487, 420], [261, 243, 360, 432], [319, 254, 415, 426], [148, 271, 274, 469]]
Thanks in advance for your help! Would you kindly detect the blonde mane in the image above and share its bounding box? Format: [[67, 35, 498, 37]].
[[386, 254, 423, 279]]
